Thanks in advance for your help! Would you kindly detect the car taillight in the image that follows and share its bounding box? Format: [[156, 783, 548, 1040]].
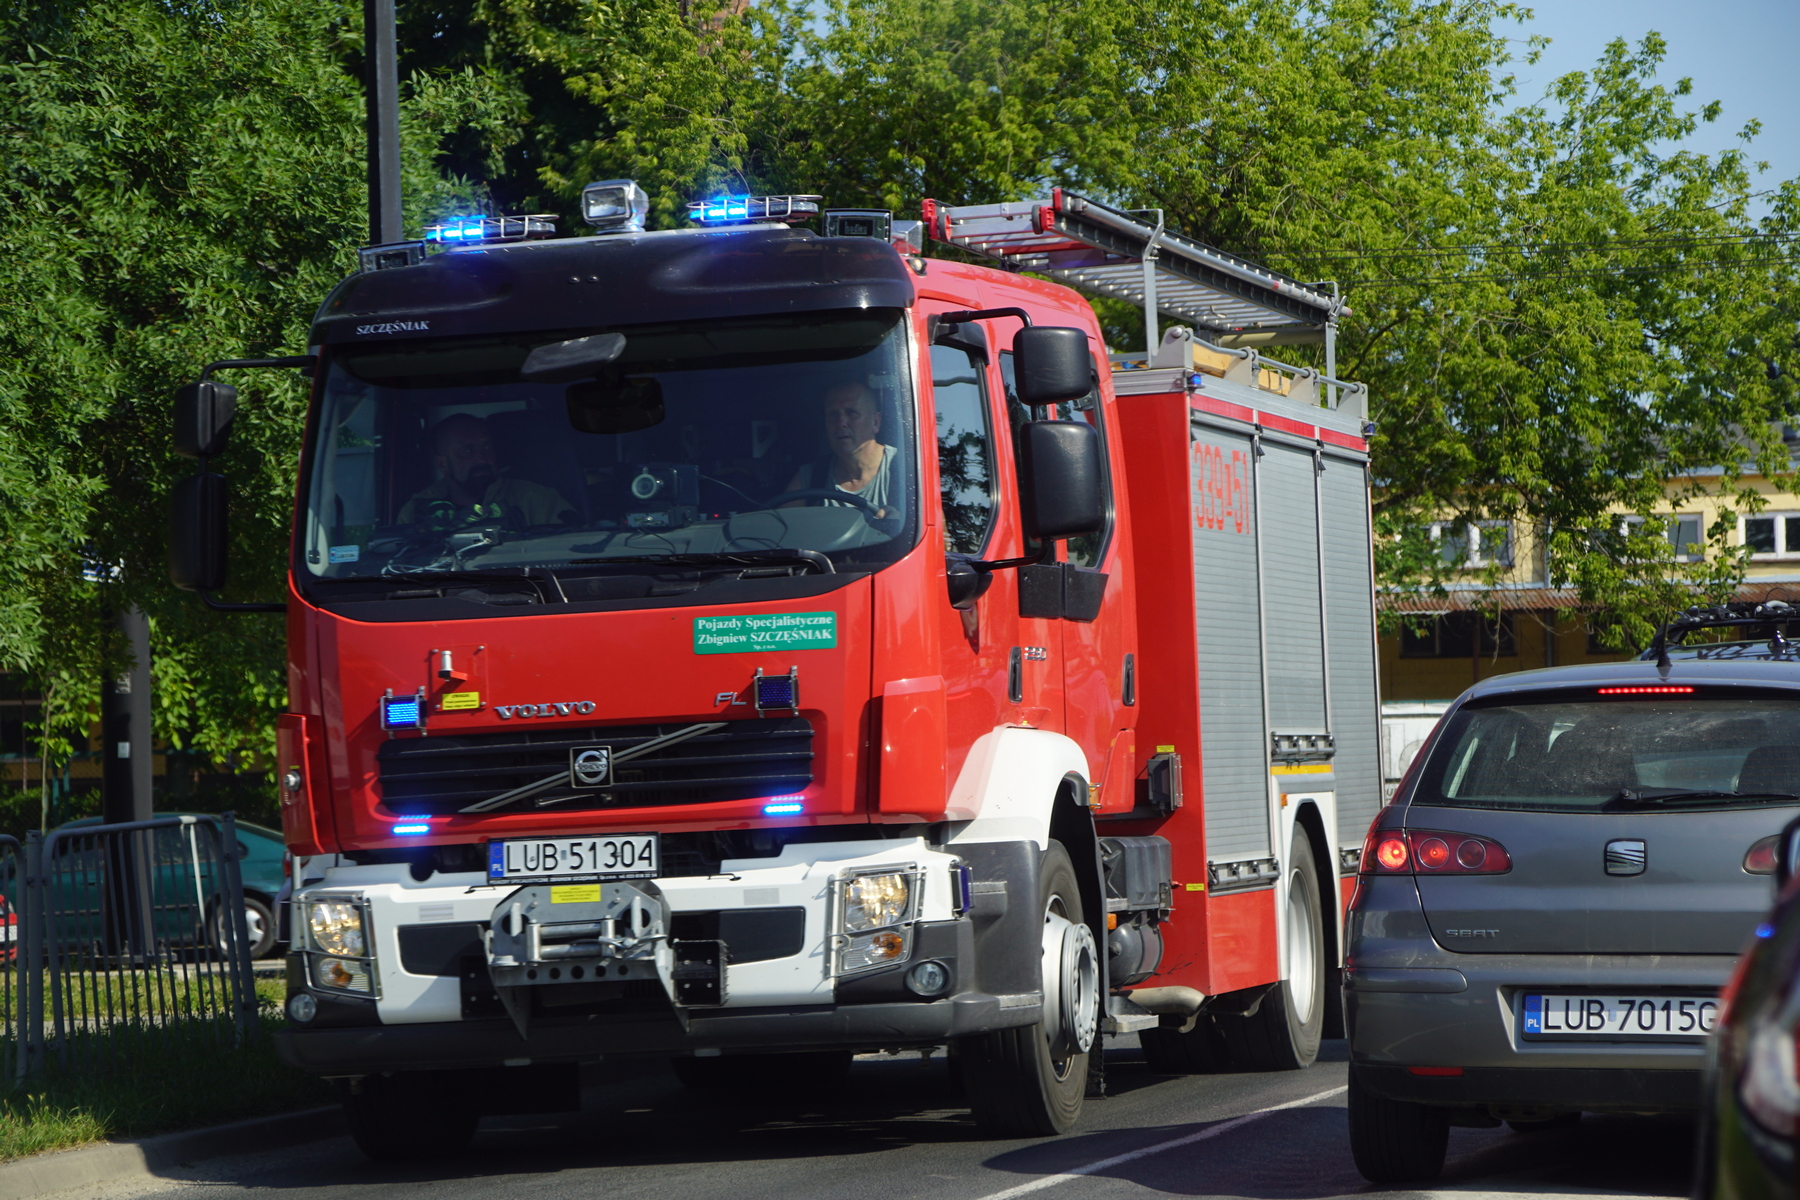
[[1739, 1010, 1800, 1138], [1745, 836, 1779, 876], [283, 852, 293, 880], [1359, 828, 1511, 875]]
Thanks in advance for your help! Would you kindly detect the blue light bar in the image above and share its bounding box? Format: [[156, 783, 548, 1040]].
[[423, 214, 558, 245], [763, 802, 803, 816], [392, 823, 431, 836], [686, 194, 822, 226], [381, 693, 423, 729]]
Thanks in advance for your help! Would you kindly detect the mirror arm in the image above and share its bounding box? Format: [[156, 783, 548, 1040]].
[[200, 355, 315, 382], [200, 590, 286, 614], [934, 307, 1032, 330], [966, 541, 1056, 574]]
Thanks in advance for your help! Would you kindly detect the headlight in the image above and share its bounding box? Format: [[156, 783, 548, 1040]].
[[842, 872, 910, 932], [306, 900, 365, 957]]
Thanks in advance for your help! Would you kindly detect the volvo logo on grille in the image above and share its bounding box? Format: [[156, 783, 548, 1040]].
[[496, 701, 597, 719], [570, 746, 612, 788], [1605, 839, 1647, 876]]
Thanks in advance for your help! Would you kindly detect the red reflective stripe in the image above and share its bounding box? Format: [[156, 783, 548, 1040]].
[[1191, 395, 1256, 424], [1257, 411, 1314, 439], [1318, 426, 1367, 452], [1405, 1066, 1464, 1077]]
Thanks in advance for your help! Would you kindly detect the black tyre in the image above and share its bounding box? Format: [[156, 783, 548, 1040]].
[[955, 841, 1097, 1136], [1138, 1017, 1230, 1074], [1508, 1112, 1580, 1133], [210, 895, 279, 960], [1347, 1070, 1449, 1183], [342, 1071, 480, 1161], [1217, 830, 1325, 1071], [670, 1050, 852, 1090]]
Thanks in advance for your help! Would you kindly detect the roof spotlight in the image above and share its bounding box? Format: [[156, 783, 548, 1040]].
[[582, 179, 650, 234]]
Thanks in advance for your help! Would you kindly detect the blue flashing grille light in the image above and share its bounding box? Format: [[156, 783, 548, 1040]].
[[381, 692, 424, 730], [686, 194, 823, 226], [392, 823, 432, 836], [763, 799, 804, 815], [753, 667, 799, 712]]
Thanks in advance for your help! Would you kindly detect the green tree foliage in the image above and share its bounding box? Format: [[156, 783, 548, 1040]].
[[0, 0, 503, 771], [0, 0, 1794, 785]]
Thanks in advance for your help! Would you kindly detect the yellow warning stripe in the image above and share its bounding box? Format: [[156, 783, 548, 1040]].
[[1269, 763, 1332, 776]]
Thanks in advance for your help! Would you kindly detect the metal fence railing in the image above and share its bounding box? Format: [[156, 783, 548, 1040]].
[[1, 835, 19, 1083], [6, 815, 258, 1084]]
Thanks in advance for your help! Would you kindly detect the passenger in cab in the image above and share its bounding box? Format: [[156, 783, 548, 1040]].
[[399, 413, 577, 530], [783, 382, 898, 519]]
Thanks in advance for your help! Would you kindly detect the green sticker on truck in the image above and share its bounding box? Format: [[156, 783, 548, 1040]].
[[693, 612, 837, 654]]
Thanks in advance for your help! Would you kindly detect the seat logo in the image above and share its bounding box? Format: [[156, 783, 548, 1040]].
[[1605, 839, 1646, 876], [569, 746, 612, 788]]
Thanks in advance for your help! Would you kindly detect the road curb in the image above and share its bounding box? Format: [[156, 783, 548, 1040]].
[[0, 1105, 345, 1200]]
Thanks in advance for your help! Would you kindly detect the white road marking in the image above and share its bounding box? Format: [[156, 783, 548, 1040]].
[[970, 1085, 1349, 1200]]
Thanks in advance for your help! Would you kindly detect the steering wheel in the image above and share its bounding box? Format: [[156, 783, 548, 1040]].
[[762, 488, 883, 518], [761, 488, 903, 540]]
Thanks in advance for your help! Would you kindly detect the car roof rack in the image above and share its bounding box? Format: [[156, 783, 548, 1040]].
[[1649, 600, 1800, 669]]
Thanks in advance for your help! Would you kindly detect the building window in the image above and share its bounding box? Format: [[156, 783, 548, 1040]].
[[1397, 612, 1517, 658], [1622, 513, 1704, 560], [1742, 513, 1800, 558], [1430, 521, 1513, 567]]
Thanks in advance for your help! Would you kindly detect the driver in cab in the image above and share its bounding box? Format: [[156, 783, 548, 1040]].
[[783, 382, 897, 519], [398, 414, 577, 530]]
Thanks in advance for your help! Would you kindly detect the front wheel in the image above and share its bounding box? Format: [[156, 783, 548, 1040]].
[[955, 841, 1098, 1136], [342, 1072, 480, 1161]]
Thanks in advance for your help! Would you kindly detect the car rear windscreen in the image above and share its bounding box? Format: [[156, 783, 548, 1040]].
[[1414, 697, 1800, 812]]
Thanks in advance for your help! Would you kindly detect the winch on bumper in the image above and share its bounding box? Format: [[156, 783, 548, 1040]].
[[274, 838, 1048, 1075]]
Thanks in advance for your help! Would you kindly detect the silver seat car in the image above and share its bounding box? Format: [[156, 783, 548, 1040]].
[[1346, 602, 1800, 1182]]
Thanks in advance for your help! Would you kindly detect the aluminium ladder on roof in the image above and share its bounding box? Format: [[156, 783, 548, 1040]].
[[920, 189, 1348, 363]]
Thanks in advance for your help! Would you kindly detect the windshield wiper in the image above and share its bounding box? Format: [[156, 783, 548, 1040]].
[[1606, 787, 1800, 809], [566, 549, 834, 575]]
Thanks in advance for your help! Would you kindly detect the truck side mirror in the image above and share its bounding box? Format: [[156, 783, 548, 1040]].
[[1017, 420, 1104, 540], [174, 381, 238, 459], [1012, 327, 1092, 407], [169, 473, 228, 592]]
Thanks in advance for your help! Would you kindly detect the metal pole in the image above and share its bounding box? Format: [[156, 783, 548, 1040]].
[[101, 607, 153, 824], [21, 831, 44, 1080], [364, 0, 403, 244], [1325, 281, 1340, 409], [1142, 211, 1165, 359], [218, 813, 259, 1044]]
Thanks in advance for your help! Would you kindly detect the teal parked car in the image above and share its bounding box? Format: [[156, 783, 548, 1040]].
[[52, 814, 287, 958]]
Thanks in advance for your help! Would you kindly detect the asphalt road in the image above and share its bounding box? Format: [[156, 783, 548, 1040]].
[[93, 1039, 1696, 1200]]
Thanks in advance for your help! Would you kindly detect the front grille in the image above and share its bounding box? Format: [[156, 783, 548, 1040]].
[[376, 717, 813, 815]]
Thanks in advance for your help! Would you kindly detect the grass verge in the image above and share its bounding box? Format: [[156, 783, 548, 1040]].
[[0, 977, 334, 1163]]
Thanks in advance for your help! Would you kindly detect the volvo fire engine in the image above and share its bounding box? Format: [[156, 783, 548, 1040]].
[[169, 182, 1380, 1157]]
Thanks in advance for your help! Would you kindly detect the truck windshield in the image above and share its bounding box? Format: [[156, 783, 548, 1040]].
[[1415, 698, 1800, 812], [300, 308, 916, 580]]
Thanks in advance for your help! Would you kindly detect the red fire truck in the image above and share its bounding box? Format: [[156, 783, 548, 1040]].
[[169, 184, 1378, 1157]]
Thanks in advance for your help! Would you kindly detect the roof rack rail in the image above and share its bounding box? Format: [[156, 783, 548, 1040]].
[[1649, 600, 1800, 670]]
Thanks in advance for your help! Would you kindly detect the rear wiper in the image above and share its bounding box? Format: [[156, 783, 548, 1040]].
[[566, 549, 834, 575], [1607, 788, 1800, 809]]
